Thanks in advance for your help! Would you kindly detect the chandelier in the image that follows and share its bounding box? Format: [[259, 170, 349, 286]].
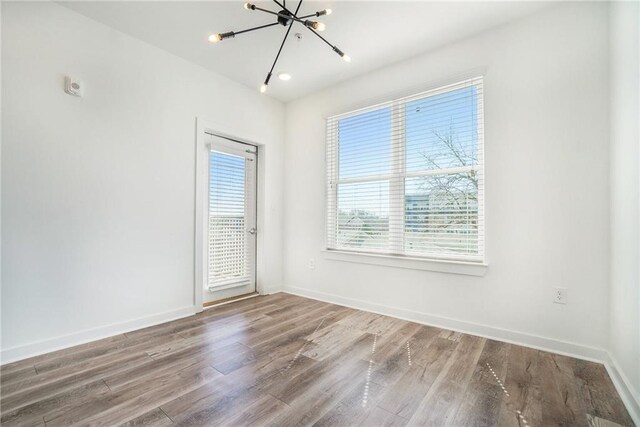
[[208, 1, 350, 93]]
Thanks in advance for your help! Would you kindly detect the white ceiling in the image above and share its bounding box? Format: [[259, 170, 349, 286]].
[[58, 1, 552, 102]]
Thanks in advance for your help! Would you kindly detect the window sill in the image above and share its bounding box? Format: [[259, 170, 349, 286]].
[[321, 249, 488, 276]]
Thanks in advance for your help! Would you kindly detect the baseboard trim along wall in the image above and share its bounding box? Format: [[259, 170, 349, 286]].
[[282, 285, 640, 424], [283, 286, 606, 360], [0, 288, 285, 365], [0, 305, 197, 365], [605, 354, 640, 426]]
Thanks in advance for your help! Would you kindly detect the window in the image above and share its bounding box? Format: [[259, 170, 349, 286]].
[[326, 77, 484, 263]]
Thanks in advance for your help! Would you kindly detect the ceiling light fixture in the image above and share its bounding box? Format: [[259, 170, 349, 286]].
[[209, 1, 349, 93]]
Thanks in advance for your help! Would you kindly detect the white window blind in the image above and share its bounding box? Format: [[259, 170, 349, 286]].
[[208, 149, 256, 289], [326, 77, 484, 262]]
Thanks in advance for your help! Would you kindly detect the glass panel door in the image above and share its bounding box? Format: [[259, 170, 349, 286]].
[[205, 135, 257, 304]]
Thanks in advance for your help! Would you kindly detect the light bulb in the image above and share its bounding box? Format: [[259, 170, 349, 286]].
[[305, 20, 326, 31], [343, 54, 351, 62], [260, 84, 268, 93], [244, 2, 251, 9], [208, 34, 222, 43], [325, 8, 332, 15]]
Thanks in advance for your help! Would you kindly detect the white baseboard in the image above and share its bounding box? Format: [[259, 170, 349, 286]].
[[0, 287, 284, 365], [283, 286, 607, 362], [260, 286, 284, 295], [0, 305, 197, 365], [604, 353, 640, 426], [283, 286, 640, 424]]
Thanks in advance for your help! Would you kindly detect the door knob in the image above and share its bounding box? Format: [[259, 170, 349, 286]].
[[248, 227, 257, 235]]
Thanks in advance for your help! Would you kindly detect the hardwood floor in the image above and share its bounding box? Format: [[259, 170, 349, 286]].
[[0, 293, 634, 426]]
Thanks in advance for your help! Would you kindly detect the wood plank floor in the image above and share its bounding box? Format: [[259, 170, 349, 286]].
[[0, 293, 634, 426]]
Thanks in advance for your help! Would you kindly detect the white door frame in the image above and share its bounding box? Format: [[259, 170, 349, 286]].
[[195, 117, 265, 312]]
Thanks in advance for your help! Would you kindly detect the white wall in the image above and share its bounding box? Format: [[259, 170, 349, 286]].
[[1, 1, 284, 360], [283, 3, 611, 357], [609, 0, 640, 420]]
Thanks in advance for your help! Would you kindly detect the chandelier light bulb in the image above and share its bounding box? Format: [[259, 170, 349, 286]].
[[208, 34, 222, 43], [325, 9, 332, 15], [260, 83, 268, 93], [244, 2, 255, 10], [333, 46, 350, 62], [305, 20, 325, 31]]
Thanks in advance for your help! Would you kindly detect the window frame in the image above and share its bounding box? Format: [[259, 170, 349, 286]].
[[325, 77, 485, 269]]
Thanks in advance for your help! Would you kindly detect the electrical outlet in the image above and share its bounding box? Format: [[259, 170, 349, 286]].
[[553, 287, 567, 304], [308, 258, 316, 270]]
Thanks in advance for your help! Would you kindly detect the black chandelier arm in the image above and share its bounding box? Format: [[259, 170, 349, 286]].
[[305, 26, 334, 50], [297, 10, 329, 19], [262, 0, 302, 87], [271, 0, 304, 20], [305, 27, 349, 60], [271, 0, 295, 16], [294, 0, 304, 17], [252, 6, 305, 24], [267, 19, 295, 76], [234, 22, 281, 36]]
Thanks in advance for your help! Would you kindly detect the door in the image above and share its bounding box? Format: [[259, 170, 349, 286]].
[[204, 134, 257, 305]]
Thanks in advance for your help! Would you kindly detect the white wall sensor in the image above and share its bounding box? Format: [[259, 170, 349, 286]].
[[65, 76, 83, 97]]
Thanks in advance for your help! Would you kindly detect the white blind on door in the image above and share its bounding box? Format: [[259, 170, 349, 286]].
[[208, 149, 255, 289], [326, 77, 484, 262]]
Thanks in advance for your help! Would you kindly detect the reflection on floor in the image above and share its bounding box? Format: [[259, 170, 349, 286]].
[[0, 293, 635, 426]]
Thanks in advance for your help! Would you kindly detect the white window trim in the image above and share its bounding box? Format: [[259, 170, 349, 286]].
[[321, 249, 487, 277], [325, 77, 486, 271]]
